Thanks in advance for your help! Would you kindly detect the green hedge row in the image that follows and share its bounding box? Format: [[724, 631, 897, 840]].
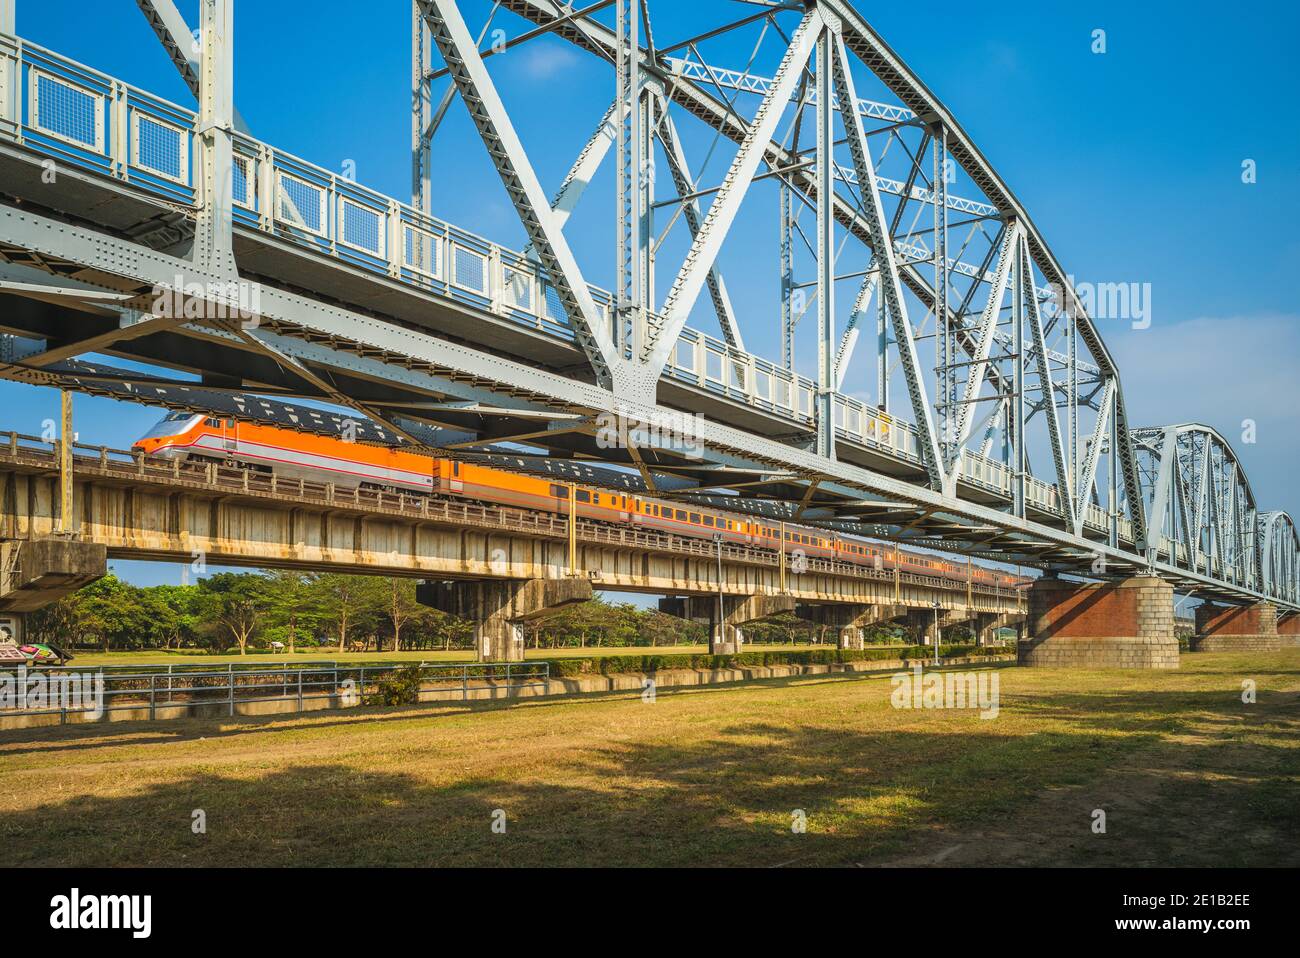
[[544, 644, 1011, 677]]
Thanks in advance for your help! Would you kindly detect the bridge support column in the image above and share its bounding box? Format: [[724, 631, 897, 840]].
[[797, 603, 908, 650], [1019, 575, 1179, 669], [1190, 601, 1281, 652], [661, 594, 795, 655], [972, 612, 1019, 646], [904, 607, 971, 647], [0, 537, 107, 613], [1276, 614, 1300, 648], [417, 578, 593, 662]]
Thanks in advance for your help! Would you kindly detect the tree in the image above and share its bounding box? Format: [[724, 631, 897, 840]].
[[376, 578, 430, 652], [315, 574, 374, 652], [264, 570, 324, 654], [200, 573, 270, 655], [71, 575, 159, 651]]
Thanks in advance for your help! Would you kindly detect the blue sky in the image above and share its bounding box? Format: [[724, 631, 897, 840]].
[[5, 0, 1298, 586]]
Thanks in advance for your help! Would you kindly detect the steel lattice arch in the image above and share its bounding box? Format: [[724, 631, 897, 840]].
[[0, 0, 1293, 610]]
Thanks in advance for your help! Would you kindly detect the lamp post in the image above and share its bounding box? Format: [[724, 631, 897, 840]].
[[714, 532, 725, 652], [932, 601, 942, 667]]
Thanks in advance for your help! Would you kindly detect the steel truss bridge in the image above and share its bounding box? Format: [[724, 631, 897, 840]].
[[0, 0, 1294, 611]]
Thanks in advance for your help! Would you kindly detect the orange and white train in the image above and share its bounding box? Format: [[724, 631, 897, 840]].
[[133, 411, 1021, 589]]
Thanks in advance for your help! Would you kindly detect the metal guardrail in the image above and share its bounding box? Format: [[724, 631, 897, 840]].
[[0, 660, 550, 723], [0, 431, 1027, 602]]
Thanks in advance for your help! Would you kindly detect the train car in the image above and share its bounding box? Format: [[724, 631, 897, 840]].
[[133, 413, 1021, 589], [133, 412, 439, 493]]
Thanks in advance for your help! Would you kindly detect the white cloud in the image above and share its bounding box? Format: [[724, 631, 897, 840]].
[[516, 43, 579, 80], [1106, 313, 1300, 511]]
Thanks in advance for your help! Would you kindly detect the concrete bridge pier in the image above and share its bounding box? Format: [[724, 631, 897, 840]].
[[973, 611, 1024, 646], [1018, 575, 1179, 668], [1190, 601, 1281, 652], [660, 594, 795, 655], [417, 577, 593, 662], [903, 607, 975, 646], [0, 537, 106, 613], [797, 603, 909, 649]]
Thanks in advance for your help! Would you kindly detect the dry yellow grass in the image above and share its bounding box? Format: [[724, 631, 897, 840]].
[[1, 650, 1296, 867]]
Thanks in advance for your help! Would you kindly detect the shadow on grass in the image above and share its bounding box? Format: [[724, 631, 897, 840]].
[[0, 725, 1130, 868], [0, 666, 950, 757], [2, 668, 1296, 867]]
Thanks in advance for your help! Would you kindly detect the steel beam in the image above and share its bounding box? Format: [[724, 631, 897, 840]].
[[1021, 233, 1075, 529], [417, 0, 620, 390], [136, 0, 249, 134], [657, 109, 744, 351], [1075, 377, 1115, 535], [649, 8, 822, 374], [814, 27, 835, 460], [950, 222, 1017, 455], [193, 0, 237, 279], [829, 33, 943, 488]]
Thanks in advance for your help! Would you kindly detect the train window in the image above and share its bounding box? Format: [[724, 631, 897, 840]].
[[205, 418, 219, 427], [550, 484, 566, 498], [703, 516, 714, 527], [689, 513, 701, 523], [225, 419, 235, 428], [593, 494, 600, 504], [676, 510, 688, 521], [453, 462, 461, 476], [576, 490, 591, 503]]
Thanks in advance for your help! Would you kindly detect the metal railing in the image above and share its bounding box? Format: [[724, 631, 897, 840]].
[[0, 32, 1126, 540], [0, 660, 550, 723]]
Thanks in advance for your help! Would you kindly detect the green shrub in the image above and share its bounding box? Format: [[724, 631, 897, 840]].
[[364, 665, 424, 706], [530, 642, 1013, 679]]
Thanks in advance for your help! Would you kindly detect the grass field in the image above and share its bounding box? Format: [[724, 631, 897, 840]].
[[63, 644, 831, 667], [1, 650, 1296, 867]]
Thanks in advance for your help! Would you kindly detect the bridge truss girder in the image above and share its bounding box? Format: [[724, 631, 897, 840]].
[[0, 0, 1293, 611], [1134, 424, 1298, 603], [491, 0, 1143, 536]]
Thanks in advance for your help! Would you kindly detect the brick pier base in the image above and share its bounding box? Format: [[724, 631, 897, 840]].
[[1278, 615, 1300, 647], [1190, 601, 1281, 651], [1018, 576, 1179, 669]]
